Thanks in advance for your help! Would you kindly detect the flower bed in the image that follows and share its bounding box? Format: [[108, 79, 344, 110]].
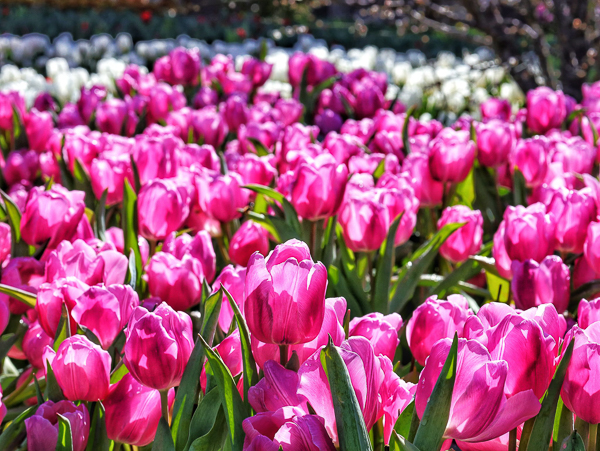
[[0, 45, 598, 450]]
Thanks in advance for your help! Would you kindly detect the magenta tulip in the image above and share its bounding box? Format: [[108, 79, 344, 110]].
[[22, 320, 53, 370], [428, 128, 475, 183], [0, 222, 10, 264], [78, 85, 107, 124], [547, 188, 596, 254], [196, 171, 248, 223], [526, 87, 566, 134], [132, 133, 180, 185], [229, 221, 270, 268], [476, 119, 515, 167], [502, 203, 555, 264], [244, 239, 327, 345], [96, 99, 128, 135], [578, 298, 600, 329], [242, 58, 273, 87], [25, 400, 90, 451], [349, 312, 402, 361], [584, 221, 600, 274], [23, 108, 53, 152], [402, 151, 444, 207], [511, 138, 549, 188], [36, 277, 89, 338], [191, 107, 228, 148], [212, 265, 247, 332], [480, 98, 512, 122], [0, 256, 45, 314], [123, 303, 194, 390], [338, 190, 389, 252], [437, 205, 483, 263]]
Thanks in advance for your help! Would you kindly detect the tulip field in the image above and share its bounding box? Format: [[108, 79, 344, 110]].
[[0, 44, 599, 451]]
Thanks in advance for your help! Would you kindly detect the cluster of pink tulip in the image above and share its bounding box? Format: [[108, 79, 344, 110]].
[[1, 45, 600, 451]]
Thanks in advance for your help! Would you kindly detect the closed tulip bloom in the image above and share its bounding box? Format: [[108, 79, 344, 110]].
[[78, 85, 107, 124], [242, 58, 273, 87], [24, 108, 53, 152], [338, 191, 389, 252], [415, 338, 541, 447], [244, 239, 327, 345], [0, 222, 10, 264], [476, 120, 515, 167], [105, 373, 175, 447], [71, 285, 139, 349], [561, 322, 600, 424], [503, 203, 555, 263], [138, 178, 190, 241], [20, 185, 86, 247], [163, 231, 216, 281], [3, 149, 40, 186], [349, 313, 402, 360], [25, 400, 90, 451], [191, 107, 228, 148], [526, 87, 566, 134], [197, 172, 248, 223], [222, 94, 249, 132], [147, 83, 186, 124], [584, 221, 600, 274], [480, 98, 512, 122], [511, 138, 549, 188], [90, 153, 135, 205], [53, 335, 111, 402], [511, 256, 570, 313], [402, 152, 444, 207], [428, 128, 475, 183], [132, 134, 180, 185], [406, 295, 473, 366], [550, 135, 596, 175], [352, 79, 385, 119], [249, 360, 308, 414], [154, 47, 201, 86], [437, 206, 483, 263], [123, 304, 194, 390], [234, 153, 277, 187], [578, 298, 600, 329], [547, 188, 596, 254], [22, 320, 53, 370], [275, 98, 304, 127], [0, 300, 8, 337], [147, 252, 205, 311], [36, 277, 89, 338], [96, 99, 128, 135], [229, 221, 270, 267], [287, 154, 348, 220]]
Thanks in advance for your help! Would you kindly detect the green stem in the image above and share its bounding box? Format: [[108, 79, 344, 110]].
[[113, 443, 122, 451], [589, 422, 598, 451], [216, 236, 231, 265], [508, 428, 516, 451], [279, 345, 289, 367], [575, 416, 589, 446], [2, 371, 35, 407], [149, 239, 157, 257], [310, 220, 318, 260], [159, 389, 170, 425], [373, 419, 384, 451]]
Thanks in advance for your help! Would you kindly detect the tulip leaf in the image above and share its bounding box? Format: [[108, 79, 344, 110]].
[[246, 137, 270, 156], [122, 179, 143, 292], [372, 213, 403, 314], [0, 189, 32, 257], [394, 401, 415, 439], [153, 418, 176, 451], [0, 405, 36, 449], [0, 283, 36, 308], [95, 189, 107, 241], [185, 389, 223, 450], [553, 400, 573, 450], [223, 287, 258, 405], [85, 402, 111, 451], [389, 223, 464, 313], [244, 184, 302, 239], [412, 334, 458, 451], [171, 289, 223, 451], [523, 338, 575, 451], [327, 265, 364, 317], [200, 335, 249, 451], [109, 362, 129, 384], [53, 304, 71, 352], [401, 105, 416, 155], [73, 158, 95, 210], [373, 157, 386, 181], [389, 431, 421, 451], [512, 168, 527, 207], [561, 431, 586, 451], [56, 414, 74, 451], [335, 224, 370, 312], [0, 321, 27, 368], [320, 216, 337, 268], [320, 336, 373, 451], [587, 114, 600, 147], [45, 358, 65, 402], [188, 406, 229, 451]]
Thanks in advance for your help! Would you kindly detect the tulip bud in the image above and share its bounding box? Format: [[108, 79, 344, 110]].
[[22, 320, 53, 370], [338, 190, 389, 252], [25, 400, 90, 451], [234, 153, 277, 187], [402, 152, 444, 207], [123, 303, 194, 390], [428, 129, 475, 183], [229, 221, 270, 267], [53, 335, 111, 402], [503, 203, 555, 264], [584, 221, 600, 275], [196, 172, 248, 223], [24, 108, 53, 152], [244, 239, 327, 345], [437, 206, 483, 263], [526, 87, 566, 134], [132, 133, 180, 184], [349, 313, 402, 360], [0, 222, 10, 264], [36, 277, 89, 337], [578, 298, 600, 329], [241, 58, 273, 87], [476, 119, 515, 167], [547, 188, 596, 254], [191, 107, 228, 148], [480, 98, 512, 122], [510, 138, 549, 188]]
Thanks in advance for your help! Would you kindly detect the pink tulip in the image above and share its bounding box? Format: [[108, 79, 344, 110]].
[[105, 373, 175, 447], [476, 120, 515, 167], [511, 256, 570, 313], [584, 221, 600, 274], [0, 257, 45, 314], [71, 285, 139, 349], [95, 99, 127, 135], [24, 108, 53, 152], [0, 222, 10, 264], [288, 53, 336, 87], [526, 87, 566, 134], [244, 239, 327, 345], [249, 360, 308, 413], [52, 335, 111, 402], [561, 322, 600, 424], [547, 188, 596, 254], [437, 205, 483, 263], [34, 92, 57, 112], [191, 107, 228, 148], [242, 58, 273, 87], [353, 79, 385, 119], [274, 98, 304, 127], [406, 294, 473, 366], [212, 265, 247, 332], [132, 133, 180, 184], [154, 47, 201, 86], [196, 171, 248, 223], [123, 303, 194, 390], [428, 128, 475, 183], [147, 83, 186, 124], [138, 178, 191, 241], [338, 189, 389, 252], [415, 338, 541, 446], [22, 320, 53, 370], [0, 300, 8, 337], [104, 227, 150, 266], [380, 360, 416, 444], [315, 109, 343, 135], [323, 132, 362, 164], [480, 98, 512, 122], [20, 185, 86, 248], [502, 203, 555, 263], [510, 138, 549, 188], [78, 86, 107, 124], [578, 298, 600, 329], [90, 152, 135, 205], [25, 400, 90, 451], [3, 149, 40, 186], [402, 152, 444, 207], [349, 313, 402, 360], [550, 135, 596, 175], [0, 91, 24, 131], [222, 94, 249, 132], [147, 252, 205, 311], [36, 277, 89, 337], [229, 221, 270, 267], [179, 143, 220, 171], [233, 153, 277, 187]]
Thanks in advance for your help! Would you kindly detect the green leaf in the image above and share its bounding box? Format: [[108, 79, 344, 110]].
[[188, 406, 229, 451], [587, 114, 599, 146], [525, 338, 575, 451], [85, 402, 111, 451], [389, 431, 421, 451], [320, 337, 373, 451], [512, 168, 527, 207], [412, 334, 458, 451], [372, 157, 386, 182], [223, 288, 258, 405], [152, 418, 175, 451], [389, 223, 464, 313], [53, 304, 71, 351], [320, 216, 337, 268], [185, 389, 222, 449], [130, 155, 141, 193], [0, 283, 36, 308], [45, 358, 65, 402], [171, 289, 223, 451], [0, 321, 27, 366], [122, 179, 143, 292], [200, 335, 249, 451], [109, 362, 129, 384], [431, 254, 485, 298], [56, 413, 74, 451], [560, 431, 586, 451], [244, 185, 302, 241], [401, 105, 416, 155], [95, 189, 108, 241], [73, 158, 95, 210], [125, 249, 137, 291], [0, 189, 31, 257], [0, 405, 37, 448], [372, 213, 403, 314], [327, 265, 364, 317], [553, 400, 573, 450], [246, 137, 270, 156], [394, 401, 415, 439]]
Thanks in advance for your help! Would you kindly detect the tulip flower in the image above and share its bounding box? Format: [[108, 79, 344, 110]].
[[191, 107, 228, 148], [147, 83, 186, 124], [138, 178, 191, 241], [402, 151, 444, 207], [234, 153, 277, 187], [90, 152, 135, 205], [338, 190, 389, 252], [578, 298, 600, 329], [584, 221, 600, 274], [104, 373, 175, 447], [212, 265, 247, 332], [36, 277, 89, 338], [163, 231, 216, 282], [406, 294, 473, 366], [437, 205, 483, 263], [25, 400, 90, 451], [132, 133, 180, 185], [196, 171, 248, 223], [242, 58, 273, 87], [480, 98, 512, 122], [22, 320, 53, 370], [349, 312, 402, 361], [0, 222, 10, 265], [561, 322, 600, 424], [3, 149, 40, 186], [511, 138, 549, 188], [415, 338, 541, 446], [244, 239, 327, 345], [96, 99, 128, 135], [52, 335, 111, 402], [547, 188, 596, 254], [0, 256, 45, 314], [428, 128, 475, 183], [20, 185, 86, 248], [154, 47, 201, 86], [123, 303, 194, 390], [476, 119, 515, 167], [526, 87, 566, 134], [511, 256, 570, 313], [502, 203, 555, 264], [23, 108, 53, 152]]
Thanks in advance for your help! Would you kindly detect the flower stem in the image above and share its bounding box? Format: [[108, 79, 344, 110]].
[[508, 427, 517, 451], [589, 422, 598, 451], [279, 345, 289, 367], [159, 389, 170, 425], [113, 443, 122, 451]]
